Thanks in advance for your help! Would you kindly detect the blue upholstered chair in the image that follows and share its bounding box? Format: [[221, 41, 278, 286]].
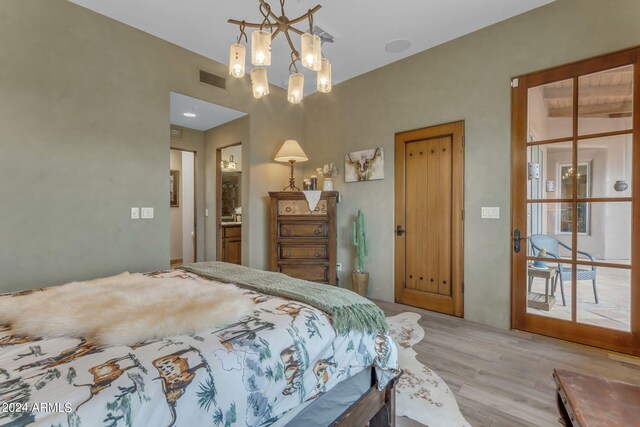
[[529, 234, 598, 306]]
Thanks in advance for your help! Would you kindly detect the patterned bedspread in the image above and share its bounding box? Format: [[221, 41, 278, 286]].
[[0, 270, 398, 427]]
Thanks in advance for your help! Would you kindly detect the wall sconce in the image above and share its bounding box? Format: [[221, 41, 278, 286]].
[[221, 155, 237, 170]]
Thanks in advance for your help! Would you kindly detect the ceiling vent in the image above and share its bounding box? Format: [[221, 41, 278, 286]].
[[313, 25, 335, 44], [170, 127, 182, 139], [199, 70, 226, 90]]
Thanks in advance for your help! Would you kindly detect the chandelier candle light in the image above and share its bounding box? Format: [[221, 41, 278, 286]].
[[228, 0, 332, 104]]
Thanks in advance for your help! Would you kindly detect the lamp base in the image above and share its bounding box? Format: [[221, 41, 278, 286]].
[[283, 160, 300, 191]]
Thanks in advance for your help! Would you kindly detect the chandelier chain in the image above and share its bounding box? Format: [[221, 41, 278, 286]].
[[259, 3, 273, 31], [308, 11, 314, 34], [289, 51, 299, 74], [236, 21, 248, 44]]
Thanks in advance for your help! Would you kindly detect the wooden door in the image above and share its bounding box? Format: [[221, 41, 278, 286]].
[[395, 122, 464, 316], [511, 47, 640, 355]]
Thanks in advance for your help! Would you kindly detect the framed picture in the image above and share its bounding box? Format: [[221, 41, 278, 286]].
[[344, 148, 384, 182], [170, 169, 180, 207]]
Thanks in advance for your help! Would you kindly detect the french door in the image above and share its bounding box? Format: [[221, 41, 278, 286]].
[[511, 48, 640, 355]]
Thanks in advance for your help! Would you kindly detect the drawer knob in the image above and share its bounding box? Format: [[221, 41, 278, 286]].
[[285, 206, 292, 213], [286, 251, 292, 257], [314, 251, 321, 257], [285, 228, 292, 235], [314, 228, 322, 235]]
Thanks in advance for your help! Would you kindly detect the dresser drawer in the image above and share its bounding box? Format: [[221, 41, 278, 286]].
[[279, 222, 327, 238], [278, 199, 327, 216], [279, 264, 328, 282], [279, 244, 327, 260], [222, 225, 241, 238]]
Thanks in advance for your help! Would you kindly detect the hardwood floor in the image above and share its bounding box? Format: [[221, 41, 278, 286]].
[[376, 300, 640, 427]]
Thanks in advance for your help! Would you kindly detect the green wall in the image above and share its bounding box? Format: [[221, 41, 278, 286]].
[[302, 0, 640, 328], [0, 0, 302, 293]]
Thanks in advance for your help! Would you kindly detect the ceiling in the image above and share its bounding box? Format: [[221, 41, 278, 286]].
[[170, 92, 246, 131], [542, 65, 633, 118], [69, 0, 554, 97]]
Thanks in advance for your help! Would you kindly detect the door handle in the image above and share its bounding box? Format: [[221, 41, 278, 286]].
[[513, 229, 527, 253], [396, 225, 406, 236]]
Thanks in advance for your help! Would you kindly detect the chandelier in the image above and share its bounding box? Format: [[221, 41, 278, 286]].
[[228, 0, 332, 104]]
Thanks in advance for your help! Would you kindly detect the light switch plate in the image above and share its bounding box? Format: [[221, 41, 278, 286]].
[[481, 207, 500, 219], [131, 207, 140, 219], [141, 207, 154, 219]]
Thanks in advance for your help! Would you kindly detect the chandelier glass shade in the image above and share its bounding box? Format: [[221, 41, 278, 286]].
[[251, 68, 270, 98], [301, 33, 322, 71], [251, 30, 272, 66], [228, 43, 246, 78], [228, 0, 332, 104], [287, 73, 304, 104], [317, 58, 332, 93]]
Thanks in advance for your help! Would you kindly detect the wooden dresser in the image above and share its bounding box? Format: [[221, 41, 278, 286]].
[[269, 191, 338, 285]]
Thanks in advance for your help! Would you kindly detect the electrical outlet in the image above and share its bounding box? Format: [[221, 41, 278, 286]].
[[481, 207, 500, 219], [131, 207, 140, 219], [336, 263, 342, 272]]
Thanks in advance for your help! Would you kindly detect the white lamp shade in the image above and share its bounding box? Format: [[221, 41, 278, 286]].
[[317, 58, 332, 93], [228, 43, 246, 78], [251, 30, 271, 66], [301, 33, 322, 71], [251, 68, 270, 98], [287, 73, 304, 104], [275, 140, 309, 162]]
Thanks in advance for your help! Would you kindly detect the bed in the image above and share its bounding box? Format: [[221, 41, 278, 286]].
[[0, 266, 399, 427]]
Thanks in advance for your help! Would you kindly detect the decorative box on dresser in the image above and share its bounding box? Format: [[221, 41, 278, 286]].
[[269, 191, 338, 285]]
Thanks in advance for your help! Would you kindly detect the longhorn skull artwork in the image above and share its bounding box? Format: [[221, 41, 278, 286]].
[[344, 148, 384, 182]]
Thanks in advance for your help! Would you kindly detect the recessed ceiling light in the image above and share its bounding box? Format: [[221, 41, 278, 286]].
[[183, 112, 197, 118], [385, 39, 411, 54]]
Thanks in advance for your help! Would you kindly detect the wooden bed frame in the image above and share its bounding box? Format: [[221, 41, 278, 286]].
[[330, 369, 400, 427]]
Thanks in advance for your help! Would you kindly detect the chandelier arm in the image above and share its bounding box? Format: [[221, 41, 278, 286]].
[[288, 26, 304, 36], [228, 19, 277, 29], [287, 5, 322, 26], [271, 28, 281, 40], [284, 30, 300, 59]]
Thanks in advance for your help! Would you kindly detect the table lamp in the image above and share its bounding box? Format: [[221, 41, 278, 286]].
[[275, 140, 308, 191]]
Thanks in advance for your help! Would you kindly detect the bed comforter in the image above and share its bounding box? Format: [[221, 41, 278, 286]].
[[0, 269, 398, 427]]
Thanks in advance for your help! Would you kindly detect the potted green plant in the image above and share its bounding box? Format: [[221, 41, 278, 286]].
[[351, 210, 369, 296]]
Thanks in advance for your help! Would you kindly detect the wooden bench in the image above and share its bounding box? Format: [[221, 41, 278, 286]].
[[553, 369, 640, 426]]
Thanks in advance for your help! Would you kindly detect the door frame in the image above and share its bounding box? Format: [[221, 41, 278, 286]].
[[394, 121, 465, 317], [510, 47, 640, 355], [169, 147, 197, 264], [216, 142, 242, 262]]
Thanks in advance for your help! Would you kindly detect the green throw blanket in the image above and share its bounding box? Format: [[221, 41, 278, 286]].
[[180, 262, 388, 335]]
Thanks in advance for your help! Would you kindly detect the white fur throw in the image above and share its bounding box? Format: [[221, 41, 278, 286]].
[[0, 272, 254, 346]]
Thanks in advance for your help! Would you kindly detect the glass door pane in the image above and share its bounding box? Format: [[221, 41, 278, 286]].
[[578, 65, 634, 135]]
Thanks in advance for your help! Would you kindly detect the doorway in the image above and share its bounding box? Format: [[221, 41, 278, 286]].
[[216, 143, 242, 265], [170, 148, 196, 267], [394, 121, 465, 316], [511, 47, 639, 355]]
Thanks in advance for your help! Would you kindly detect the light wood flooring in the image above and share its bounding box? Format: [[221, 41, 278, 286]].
[[376, 300, 640, 427]]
